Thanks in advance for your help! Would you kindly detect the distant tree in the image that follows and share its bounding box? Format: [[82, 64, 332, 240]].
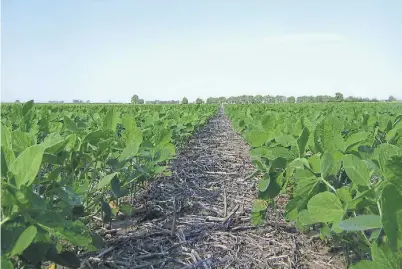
[[218, 96, 226, 104], [86, 100, 90, 103], [15, 100, 20, 103], [253, 94, 264, 104], [131, 95, 139, 104], [275, 95, 287, 103], [335, 92, 344, 102], [263, 95, 275, 103], [181, 97, 189, 104], [287, 96, 296, 103], [388, 95, 397, 102], [138, 99, 145, 104], [195, 98, 204, 104]]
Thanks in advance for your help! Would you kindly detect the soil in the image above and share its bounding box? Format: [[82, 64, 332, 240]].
[[79, 108, 345, 269]]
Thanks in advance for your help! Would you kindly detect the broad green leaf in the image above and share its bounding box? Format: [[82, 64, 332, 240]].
[[10, 225, 37, 257], [286, 168, 322, 212], [12, 131, 33, 153], [96, 172, 118, 189], [261, 113, 277, 133], [22, 100, 34, 116], [1, 123, 12, 149], [118, 142, 140, 162], [386, 156, 402, 178], [248, 130, 270, 147], [314, 117, 346, 153], [41, 133, 67, 153], [1, 146, 15, 176], [345, 131, 370, 150], [258, 174, 270, 192], [251, 199, 267, 212], [263, 147, 295, 161], [381, 184, 402, 250], [1, 257, 14, 269], [155, 129, 172, 145], [9, 145, 43, 188], [298, 209, 316, 225], [321, 152, 334, 178], [269, 157, 287, 173], [275, 134, 294, 147], [308, 154, 321, 173], [83, 130, 114, 144], [63, 116, 80, 132], [336, 187, 352, 202], [338, 215, 382, 231], [307, 192, 344, 223], [373, 144, 401, 176], [259, 172, 283, 199], [297, 127, 310, 158], [103, 109, 119, 131], [343, 154, 371, 186], [371, 241, 401, 269]]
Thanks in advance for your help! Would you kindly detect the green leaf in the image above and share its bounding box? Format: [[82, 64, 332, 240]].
[[248, 130, 270, 147], [314, 117, 346, 153], [1, 123, 12, 149], [386, 156, 402, 178], [343, 154, 371, 186], [338, 215, 382, 231], [308, 154, 321, 173], [345, 131, 370, 150], [381, 184, 402, 250], [9, 145, 44, 188], [252, 199, 267, 212], [258, 174, 270, 192], [1, 256, 14, 269], [275, 134, 294, 147], [371, 242, 401, 269], [286, 168, 322, 213], [22, 100, 34, 116], [298, 209, 317, 225], [321, 152, 334, 178], [96, 172, 118, 189], [103, 109, 119, 131], [373, 144, 401, 176], [83, 130, 114, 144], [64, 116, 80, 132], [307, 192, 344, 223], [118, 142, 140, 162], [12, 131, 34, 153], [10, 225, 37, 257], [263, 147, 295, 161], [1, 146, 15, 176], [297, 127, 310, 158], [155, 129, 172, 145], [336, 187, 352, 202]]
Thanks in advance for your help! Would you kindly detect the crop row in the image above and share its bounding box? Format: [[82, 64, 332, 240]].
[[225, 102, 402, 268], [1, 101, 218, 268]]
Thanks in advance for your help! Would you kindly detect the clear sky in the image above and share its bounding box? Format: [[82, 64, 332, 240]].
[[1, 0, 402, 103]]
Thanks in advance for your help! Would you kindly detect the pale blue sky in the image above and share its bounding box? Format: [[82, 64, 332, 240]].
[[1, 0, 402, 102]]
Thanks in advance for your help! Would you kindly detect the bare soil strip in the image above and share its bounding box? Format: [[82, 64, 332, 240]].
[[82, 109, 344, 269]]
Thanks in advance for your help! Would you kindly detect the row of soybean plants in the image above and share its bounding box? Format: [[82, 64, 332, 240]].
[[1, 101, 218, 269], [226, 102, 402, 268]]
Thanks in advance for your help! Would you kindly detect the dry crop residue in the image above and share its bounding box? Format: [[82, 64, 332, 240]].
[[82, 108, 344, 269]]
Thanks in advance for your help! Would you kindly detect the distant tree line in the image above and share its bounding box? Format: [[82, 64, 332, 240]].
[[127, 93, 397, 105]]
